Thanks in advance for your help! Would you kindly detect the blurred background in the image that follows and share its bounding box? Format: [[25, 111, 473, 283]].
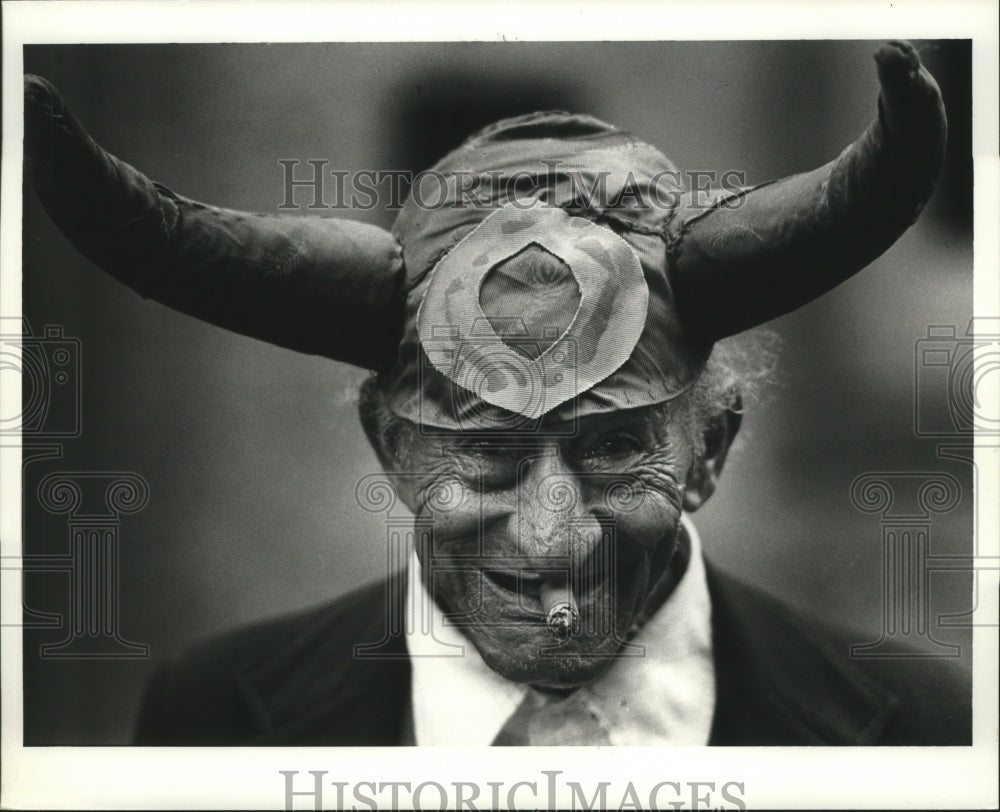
[[19, 41, 973, 743]]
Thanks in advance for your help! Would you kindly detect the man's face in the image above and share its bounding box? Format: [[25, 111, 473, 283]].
[[389, 401, 704, 689]]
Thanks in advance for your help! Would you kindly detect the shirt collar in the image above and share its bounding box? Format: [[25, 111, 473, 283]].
[[404, 515, 715, 745]]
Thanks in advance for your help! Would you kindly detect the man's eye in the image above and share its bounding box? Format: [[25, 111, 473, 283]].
[[447, 439, 521, 486], [582, 433, 641, 459], [450, 439, 523, 467]]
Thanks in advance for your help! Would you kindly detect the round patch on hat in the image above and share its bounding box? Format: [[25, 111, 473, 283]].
[[417, 199, 649, 419]]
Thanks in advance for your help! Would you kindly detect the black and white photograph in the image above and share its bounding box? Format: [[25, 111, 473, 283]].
[[2, 1, 997, 809]]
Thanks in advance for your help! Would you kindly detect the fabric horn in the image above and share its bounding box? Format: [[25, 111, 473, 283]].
[[24, 74, 405, 371], [670, 40, 948, 342]]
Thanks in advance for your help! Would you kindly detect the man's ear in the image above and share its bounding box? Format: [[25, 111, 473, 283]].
[[358, 378, 419, 512], [683, 406, 742, 512]]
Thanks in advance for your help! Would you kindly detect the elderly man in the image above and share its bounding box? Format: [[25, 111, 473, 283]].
[[24, 40, 969, 746]]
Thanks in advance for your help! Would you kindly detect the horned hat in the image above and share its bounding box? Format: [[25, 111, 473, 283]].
[[24, 41, 947, 429]]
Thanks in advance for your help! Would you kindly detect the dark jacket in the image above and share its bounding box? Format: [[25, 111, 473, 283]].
[[134, 563, 971, 746]]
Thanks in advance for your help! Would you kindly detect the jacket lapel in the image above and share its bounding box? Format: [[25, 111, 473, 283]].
[[235, 572, 412, 745], [705, 563, 899, 745], [230, 562, 900, 746]]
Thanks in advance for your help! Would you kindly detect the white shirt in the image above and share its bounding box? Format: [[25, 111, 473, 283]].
[[404, 515, 716, 745]]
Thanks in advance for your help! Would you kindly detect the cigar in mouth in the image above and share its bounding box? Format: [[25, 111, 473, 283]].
[[540, 573, 580, 641]]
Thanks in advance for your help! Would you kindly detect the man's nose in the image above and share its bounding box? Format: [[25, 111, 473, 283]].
[[510, 451, 603, 565]]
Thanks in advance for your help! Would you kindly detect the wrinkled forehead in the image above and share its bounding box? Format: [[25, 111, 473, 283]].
[[404, 395, 681, 457]]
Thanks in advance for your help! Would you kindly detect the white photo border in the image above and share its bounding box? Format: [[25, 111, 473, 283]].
[[2, 1, 997, 809]]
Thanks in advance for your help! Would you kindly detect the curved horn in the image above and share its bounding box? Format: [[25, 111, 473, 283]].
[[670, 40, 948, 341], [24, 75, 405, 370]]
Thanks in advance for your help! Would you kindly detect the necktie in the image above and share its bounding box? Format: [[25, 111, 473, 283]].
[[491, 687, 612, 745]]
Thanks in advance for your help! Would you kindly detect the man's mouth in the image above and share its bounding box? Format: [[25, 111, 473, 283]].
[[480, 563, 614, 604], [482, 568, 547, 600], [479, 545, 649, 605]]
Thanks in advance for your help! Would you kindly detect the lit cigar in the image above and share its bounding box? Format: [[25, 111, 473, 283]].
[[540, 572, 579, 641]]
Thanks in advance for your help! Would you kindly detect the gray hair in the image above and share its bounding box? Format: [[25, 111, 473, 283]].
[[668, 330, 782, 455]]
